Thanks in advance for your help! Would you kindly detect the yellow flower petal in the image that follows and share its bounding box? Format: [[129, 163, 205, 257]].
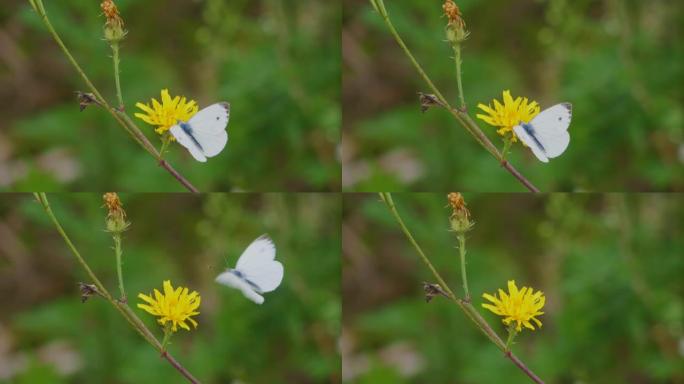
[[481, 280, 545, 333], [135, 90, 199, 135], [476, 91, 541, 141], [137, 280, 201, 334]]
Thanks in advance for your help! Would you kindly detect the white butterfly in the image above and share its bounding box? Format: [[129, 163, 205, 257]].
[[215, 235, 284, 304], [169, 102, 230, 162], [512, 103, 572, 163]]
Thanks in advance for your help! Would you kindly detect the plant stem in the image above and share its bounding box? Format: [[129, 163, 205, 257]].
[[372, 4, 540, 192], [453, 44, 466, 110], [161, 324, 173, 352], [379, 193, 545, 384], [34, 194, 201, 384], [113, 233, 126, 302], [505, 325, 518, 352], [111, 42, 124, 110], [27, 1, 198, 193], [457, 233, 470, 302], [501, 136, 514, 164]]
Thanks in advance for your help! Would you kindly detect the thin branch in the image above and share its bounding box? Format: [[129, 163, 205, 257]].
[[379, 193, 545, 384]]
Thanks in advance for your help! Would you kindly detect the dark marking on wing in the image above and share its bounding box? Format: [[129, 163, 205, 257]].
[[230, 269, 263, 293], [522, 123, 547, 154], [180, 122, 204, 152]]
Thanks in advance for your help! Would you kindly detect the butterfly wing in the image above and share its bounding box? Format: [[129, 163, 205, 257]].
[[187, 102, 230, 134], [235, 235, 284, 293], [513, 103, 572, 162], [169, 102, 230, 161], [169, 124, 207, 162], [215, 270, 265, 304], [186, 129, 228, 158]]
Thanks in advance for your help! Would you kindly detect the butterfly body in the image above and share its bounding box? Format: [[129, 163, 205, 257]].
[[513, 103, 572, 163]]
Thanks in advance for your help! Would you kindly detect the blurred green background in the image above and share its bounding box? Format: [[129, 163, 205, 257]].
[[0, 0, 340, 191], [342, 193, 684, 383], [0, 193, 340, 383], [342, 0, 684, 191]]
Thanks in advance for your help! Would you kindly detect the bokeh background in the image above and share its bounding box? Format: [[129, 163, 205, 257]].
[[0, 0, 340, 191], [342, 193, 684, 383], [0, 193, 340, 383], [342, 0, 684, 191]]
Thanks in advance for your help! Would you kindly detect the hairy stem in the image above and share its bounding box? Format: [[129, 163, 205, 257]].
[[34, 194, 201, 384], [371, 3, 540, 192], [111, 42, 124, 110], [453, 44, 466, 110], [113, 233, 126, 302], [379, 193, 545, 383], [457, 233, 470, 302]]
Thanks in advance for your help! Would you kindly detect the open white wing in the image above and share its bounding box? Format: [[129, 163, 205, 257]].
[[513, 103, 572, 162], [169, 102, 230, 162], [215, 271, 264, 304], [188, 102, 230, 134], [235, 235, 283, 293]]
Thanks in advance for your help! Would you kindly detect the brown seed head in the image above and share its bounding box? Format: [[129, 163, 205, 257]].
[[443, 1, 469, 44], [443, 0, 465, 27], [447, 192, 473, 233], [101, 0, 126, 43], [103, 192, 129, 233]]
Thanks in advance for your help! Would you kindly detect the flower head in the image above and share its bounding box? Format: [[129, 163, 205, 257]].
[[138, 280, 201, 332], [134, 89, 199, 135], [482, 280, 545, 332], [100, 0, 126, 43], [102, 192, 129, 233], [476, 90, 540, 142], [443, 1, 469, 43], [447, 192, 472, 232]]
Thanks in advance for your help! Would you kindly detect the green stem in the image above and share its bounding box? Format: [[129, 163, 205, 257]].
[[111, 42, 124, 110], [505, 325, 518, 352], [371, 3, 540, 192], [501, 136, 514, 164], [161, 324, 173, 352], [113, 233, 126, 302], [159, 134, 172, 160], [453, 43, 466, 110], [457, 233, 470, 302]]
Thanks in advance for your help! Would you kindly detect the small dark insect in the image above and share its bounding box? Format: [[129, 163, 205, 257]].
[[423, 282, 449, 302], [418, 92, 445, 113], [78, 282, 100, 303], [75, 91, 102, 112]]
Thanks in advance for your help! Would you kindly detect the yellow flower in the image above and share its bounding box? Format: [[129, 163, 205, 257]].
[[482, 280, 545, 332], [137, 280, 201, 332], [134, 89, 198, 135], [476, 90, 540, 142]]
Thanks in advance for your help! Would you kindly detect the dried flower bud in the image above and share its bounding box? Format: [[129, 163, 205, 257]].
[[103, 192, 129, 233], [101, 0, 126, 43], [447, 192, 473, 233], [443, 1, 469, 44]]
